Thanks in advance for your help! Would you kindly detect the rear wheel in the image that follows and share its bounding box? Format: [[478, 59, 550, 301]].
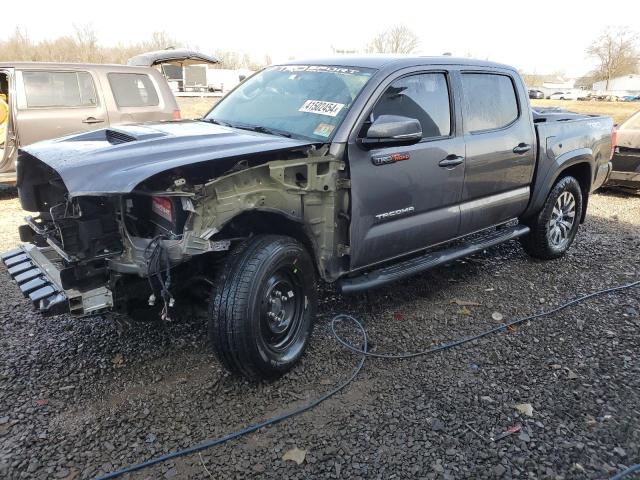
[[520, 176, 583, 259], [209, 235, 316, 380]]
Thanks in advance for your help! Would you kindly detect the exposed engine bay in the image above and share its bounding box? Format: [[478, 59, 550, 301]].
[[11, 133, 350, 317]]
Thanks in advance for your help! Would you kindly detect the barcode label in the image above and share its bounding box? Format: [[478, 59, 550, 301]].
[[299, 100, 345, 117]]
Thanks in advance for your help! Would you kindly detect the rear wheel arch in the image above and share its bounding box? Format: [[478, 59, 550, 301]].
[[554, 161, 592, 223], [525, 158, 593, 223], [520, 175, 583, 259]]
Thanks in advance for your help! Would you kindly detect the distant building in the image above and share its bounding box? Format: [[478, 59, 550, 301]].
[[539, 78, 581, 99], [522, 73, 584, 98], [521, 73, 575, 89], [542, 79, 576, 90], [592, 74, 640, 94], [574, 75, 596, 90]]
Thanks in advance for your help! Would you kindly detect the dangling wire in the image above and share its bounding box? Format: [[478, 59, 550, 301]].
[[143, 235, 175, 321]]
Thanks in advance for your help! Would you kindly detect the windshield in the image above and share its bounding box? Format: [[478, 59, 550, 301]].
[[205, 65, 375, 141]]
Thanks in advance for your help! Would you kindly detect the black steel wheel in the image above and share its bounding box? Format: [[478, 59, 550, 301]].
[[209, 235, 316, 380]]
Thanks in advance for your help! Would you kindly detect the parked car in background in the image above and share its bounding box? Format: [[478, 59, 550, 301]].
[[549, 91, 584, 101], [528, 89, 544, 99], [621, 95, 640, 102], [607, 110, 640, 192], [0, 61, 182, 182]]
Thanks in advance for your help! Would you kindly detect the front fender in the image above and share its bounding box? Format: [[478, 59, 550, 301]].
[[190, 157, 350, 280]]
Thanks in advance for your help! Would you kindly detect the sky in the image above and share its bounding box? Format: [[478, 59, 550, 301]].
[[6, 0, 640, 77]]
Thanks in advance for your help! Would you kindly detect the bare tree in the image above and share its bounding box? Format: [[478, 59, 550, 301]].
[[366, 25, 420, 54], [0, 27, 254, 71], [143, 31, 180, 51], [213, 50, 242, 69], [211, 50, 266, 70], [2, 28, 34, 61], [520, 72, 540, 88], [587, 27, 639, 89], [74, 24, 100, 62], [0, 28, 185, 64]]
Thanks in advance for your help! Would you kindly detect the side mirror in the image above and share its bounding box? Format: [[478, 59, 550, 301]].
[[360, 115, 422, 148]]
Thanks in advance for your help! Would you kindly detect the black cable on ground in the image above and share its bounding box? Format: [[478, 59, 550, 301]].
[[96, 279, 640, 480], [610, 464, 640, 480]]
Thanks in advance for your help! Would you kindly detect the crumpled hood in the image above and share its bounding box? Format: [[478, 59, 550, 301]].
[[20, 121, 315, 196]]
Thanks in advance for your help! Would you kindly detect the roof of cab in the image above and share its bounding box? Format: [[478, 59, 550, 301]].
[[281, 55, 515, 71]]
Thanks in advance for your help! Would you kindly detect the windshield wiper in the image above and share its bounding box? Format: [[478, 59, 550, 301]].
[[230, 124, 292, 138], [200, 117, 231, 127], [202, 119, 294, 139]]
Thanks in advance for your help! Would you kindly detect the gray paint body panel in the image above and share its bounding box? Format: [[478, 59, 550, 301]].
[[20, 121, 315, 196], [523, 117, 614, 218]]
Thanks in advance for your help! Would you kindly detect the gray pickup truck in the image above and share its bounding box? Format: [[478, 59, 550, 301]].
[[3, 56, 614, 379]]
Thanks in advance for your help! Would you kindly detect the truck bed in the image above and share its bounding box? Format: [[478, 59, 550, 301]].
[[525, 111, 614, 218]]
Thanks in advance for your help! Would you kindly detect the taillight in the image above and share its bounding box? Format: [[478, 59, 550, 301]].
[[610, 126, 617, 160], [151, 196, 173, 222], [172, 109, 181, 120]]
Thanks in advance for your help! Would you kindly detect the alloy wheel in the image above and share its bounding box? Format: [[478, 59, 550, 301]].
[[547, 191, 576, 249]]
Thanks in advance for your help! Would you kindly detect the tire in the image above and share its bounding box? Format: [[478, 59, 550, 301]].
[[209, 235, 317, 380], [520, 176, 583, 260]]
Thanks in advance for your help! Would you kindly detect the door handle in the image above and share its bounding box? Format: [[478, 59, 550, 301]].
[[438, 154, 464, 168], [82, 117, 105, 124], [513, 143, 531, 154]]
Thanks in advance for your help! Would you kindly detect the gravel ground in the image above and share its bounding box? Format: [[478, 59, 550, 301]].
[[0, 190, 638, 479]]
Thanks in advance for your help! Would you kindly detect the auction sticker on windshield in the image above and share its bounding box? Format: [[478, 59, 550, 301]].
[[299, 100, 345, 117]]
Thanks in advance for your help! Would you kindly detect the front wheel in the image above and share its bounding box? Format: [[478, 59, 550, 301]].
[[520, 176, 583, 259], [209, 235, 317, 380]]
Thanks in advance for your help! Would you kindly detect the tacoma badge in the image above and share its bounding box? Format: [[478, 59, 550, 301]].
[[375, 206, 415, 220]]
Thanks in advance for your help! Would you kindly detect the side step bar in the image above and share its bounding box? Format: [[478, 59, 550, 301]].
[[337, 224, 530, 294]]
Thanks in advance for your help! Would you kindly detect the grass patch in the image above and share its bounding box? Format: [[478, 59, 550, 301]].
[[176, 97, 221, 119], [531, 99, 638, 125]]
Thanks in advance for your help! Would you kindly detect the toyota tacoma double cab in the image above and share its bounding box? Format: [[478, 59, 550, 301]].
[[3, 56, 615, 380]]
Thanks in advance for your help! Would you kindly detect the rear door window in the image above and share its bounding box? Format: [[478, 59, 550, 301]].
[[23, 71, 97, 108], [371, 72, 451, 139], [461, 73, 519, 132], [108, 73, 159, 107]]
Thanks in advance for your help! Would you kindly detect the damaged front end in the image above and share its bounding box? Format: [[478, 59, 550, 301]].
[[5, 135, 349, 318], [4, 156, 123, 315]]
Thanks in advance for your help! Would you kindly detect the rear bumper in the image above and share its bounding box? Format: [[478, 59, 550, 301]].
[[606, 150, 640, 188], [606, 170, 640, 189], [2, 244, 113, 316]]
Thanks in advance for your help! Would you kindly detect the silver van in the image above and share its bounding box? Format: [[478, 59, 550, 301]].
[[0, 62, 180, 180]]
